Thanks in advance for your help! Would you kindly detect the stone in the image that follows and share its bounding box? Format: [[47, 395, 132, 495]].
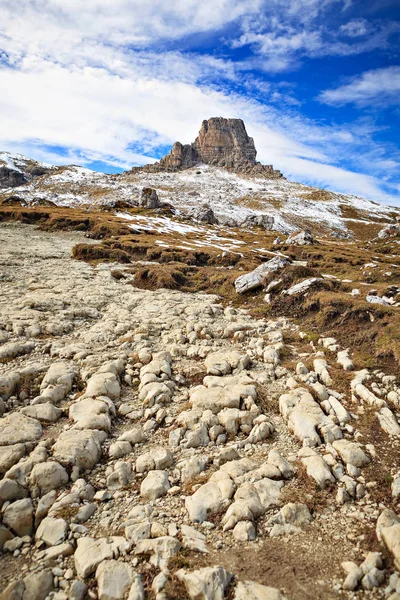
[[377, 407, 400, 436], [140, 470, 170, 501], [3, 498, 33, 536], [135, 536, 181, 570], [29, 461, 69, 496], [36, 516, 68, 546], [191, 204, 218, 224], [96, 560, 135, 600], [139, 188, 160, 209], [69, 581, 87, 600], [205, 350, 250, 376], [186, 478, 233, 523], [177, 566, 232, 600], [235, 257, 290, 294], [83, 372, 120, 401], [35, 490, 57, 527], [18, 570, 53, 600], [284, 278, 323, 296], [40, 541, 74, 563], [69, 397, 112, 432], [0, 524, 13, 549], [233, 521, 256, 541], [332, 439, 370, 468], [74, 537, 129, 578], [53, 429, 104, 470], [149, 117, 282, 177], [382, 524, 400, 569], [0, 443, 25, 473], [190, 384, 256, 414], [286, 229, 314, 245], [127, 575, 145, 600], [222, 478, 283, 530], [0, 478, 28, 502], [267, 450, 294, 479], [376, 509, 400, 542], [234, 581, 287, 599], [343, 567, 363, 591], [0, 413, 42, 446], [299, 448, 335, 489], [21, 403, 61, 422], [280, 388, 342, 446], [181, 524, 208, 553]]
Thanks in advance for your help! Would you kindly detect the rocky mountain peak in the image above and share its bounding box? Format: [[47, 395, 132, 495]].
[[0, 152, 55, 189], [134, 117, 282, 178], [193, 117, 257, 167]]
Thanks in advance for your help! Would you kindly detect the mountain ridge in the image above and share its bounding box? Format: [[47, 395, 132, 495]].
[[0, 117, 399, 239]]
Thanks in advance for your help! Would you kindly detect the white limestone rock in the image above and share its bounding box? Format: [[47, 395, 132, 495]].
[[140, 470, 170, 501], [234, 581, 287, 599], [205, 350, 250, 376], [36, 516, 68, 546], [29, 461, 69, 496], [53, 429, 105, 470], [96, 559, 136, 600], [74, 537, 130, 578], [3, 498, 33, 536], [332, 439, 370, 468], [177, 566, 232, 600], [135, 536, 181, 570], [235, 257, 290, 294], [0, 413, 42, 446]]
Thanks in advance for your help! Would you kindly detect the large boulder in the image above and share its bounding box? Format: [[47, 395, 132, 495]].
[[96, 560, 136, 600], [286, 229, 314, 245], [74, 537, 130, 579], [140, 470, 170, 501], [242, 214, 274, 230], [191, 204, 218, 225], [235, 257, 290, 294], [0, 413, 42, 446], [29, 462, 69, 496], [139, 188, 160, 209], [3, 498, 34, 536], [177, 567, 232, 600], [234, 581, 287, 599], [52, 429, 105, 470]]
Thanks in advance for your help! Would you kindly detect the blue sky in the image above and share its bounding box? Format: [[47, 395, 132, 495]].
[[0, 0, 399, 205]]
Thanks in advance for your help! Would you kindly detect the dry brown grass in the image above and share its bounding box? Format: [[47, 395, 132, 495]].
[[281, 462, 336, 512], [3, 204, 400, 371]]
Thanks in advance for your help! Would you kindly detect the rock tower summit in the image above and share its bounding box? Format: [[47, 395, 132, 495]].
[[134, 117, 282, 178]]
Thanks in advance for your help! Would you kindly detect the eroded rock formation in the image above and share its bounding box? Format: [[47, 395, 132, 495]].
[[133, 117, 282, 177]]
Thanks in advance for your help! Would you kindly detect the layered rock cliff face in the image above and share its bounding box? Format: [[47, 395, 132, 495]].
[[134, 117, 282, 178], [0, 153, 54, 189]]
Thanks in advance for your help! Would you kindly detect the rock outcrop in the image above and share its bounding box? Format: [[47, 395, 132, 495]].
[[0, 153, 54, 189], [133, 117, 282, 178]]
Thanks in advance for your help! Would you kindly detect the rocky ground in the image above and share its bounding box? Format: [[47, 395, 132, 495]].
[[1, 222, 400, 600]]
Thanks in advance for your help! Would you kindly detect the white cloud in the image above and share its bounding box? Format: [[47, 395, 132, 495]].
[[319, 66, 400, 105], [339, 19, 370, 37], [0, 0, 262, 59]]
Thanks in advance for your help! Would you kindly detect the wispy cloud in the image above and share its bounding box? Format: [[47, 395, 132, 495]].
[[319, 66, 400, 106]]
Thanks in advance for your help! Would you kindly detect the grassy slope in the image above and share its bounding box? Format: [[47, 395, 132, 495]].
[[1, 203, 400, 370]]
